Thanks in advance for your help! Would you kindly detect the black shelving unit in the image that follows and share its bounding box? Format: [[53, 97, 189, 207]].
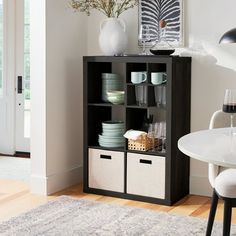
[[83, 55, 191, 206]]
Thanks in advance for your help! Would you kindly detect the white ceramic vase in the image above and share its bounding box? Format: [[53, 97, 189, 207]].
[[99, 18, 128, 56]]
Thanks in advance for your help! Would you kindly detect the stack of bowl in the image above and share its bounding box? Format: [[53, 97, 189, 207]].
[[107, 91, 125, 104], [98, 121, 125, 148], [102, 73, 123, 102]]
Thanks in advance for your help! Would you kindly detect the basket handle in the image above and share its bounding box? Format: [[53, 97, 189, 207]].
[[100, 155, 112, 160], [139, 159, 152, 165]]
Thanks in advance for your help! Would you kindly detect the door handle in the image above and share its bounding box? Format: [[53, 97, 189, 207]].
[[17, 76, 23, 94]]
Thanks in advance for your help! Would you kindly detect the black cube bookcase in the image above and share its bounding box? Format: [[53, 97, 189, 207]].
[[83, 55, 191, 206]]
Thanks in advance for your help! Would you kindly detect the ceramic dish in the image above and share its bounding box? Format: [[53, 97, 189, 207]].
[[102, 73, 120, 79], [107, 91, 124, 95], [102, 131, 124, 135], [99, 135, 124, 140], [102, 121, 124, 126], [102, 129, 124, 132], [102, 128, 124, 132], [102, 126, 124, 130], [102, 132, 124, 137], [107, 99, 123, 105], [103, 128, 124, 131], [99, 141, 125, 148], [149, 49, 175, 55]]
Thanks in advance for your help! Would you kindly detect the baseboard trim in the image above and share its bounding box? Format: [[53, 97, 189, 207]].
[[30, 175, 48, 195], [190, 176, 212, 197], [0, 152, 30, 158], [47, 165, 83, 194], [30, 165, 83, 195], [32, 170, 209, 197], [15, 152, 30, 158]]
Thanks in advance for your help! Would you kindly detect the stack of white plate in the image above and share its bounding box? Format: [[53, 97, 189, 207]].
[[98, 121, 125, 148], [102, 73, 123, 102]]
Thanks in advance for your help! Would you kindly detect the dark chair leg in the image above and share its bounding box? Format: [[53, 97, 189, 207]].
[[223, 199, 232, 236], [206, 190, 219, 236]]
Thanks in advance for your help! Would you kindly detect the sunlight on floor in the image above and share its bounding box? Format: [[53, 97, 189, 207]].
[[0, 156, 30, 183]]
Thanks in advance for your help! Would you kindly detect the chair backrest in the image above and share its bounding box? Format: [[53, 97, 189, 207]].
[[209, 110, 235, 129], [208, 110, 236, 187]]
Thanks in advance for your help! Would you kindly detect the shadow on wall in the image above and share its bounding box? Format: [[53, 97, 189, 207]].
[[64, 58, 83, 167], [178, 41, 236, 132]]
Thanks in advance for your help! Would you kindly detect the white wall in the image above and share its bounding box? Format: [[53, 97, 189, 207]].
[[86, 0, 236, 196], [31, 0, 236, 196], [31, 0, 87, 194]]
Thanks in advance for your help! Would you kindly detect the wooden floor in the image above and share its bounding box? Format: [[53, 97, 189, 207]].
[[0, 179, 236, 224]]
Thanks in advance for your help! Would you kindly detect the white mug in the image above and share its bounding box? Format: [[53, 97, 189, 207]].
[[131, 72, 147, 84], [151, 72, 167, 85]]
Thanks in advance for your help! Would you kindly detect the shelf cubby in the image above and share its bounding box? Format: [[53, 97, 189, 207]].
[[126, 63, 147, 83], [148, 63, 166, 72], [87, 106, 111, 146], [87, 62, 112, 103], [147, 63, 167, 84], [126, 108, 147, 131], [147, 86, 156, 107]]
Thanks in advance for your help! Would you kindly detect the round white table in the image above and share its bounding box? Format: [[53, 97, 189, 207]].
[[178, 127, 236, 168], [178, 127, 236, 236]]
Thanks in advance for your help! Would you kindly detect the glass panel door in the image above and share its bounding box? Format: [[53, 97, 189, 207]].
[[24, 0, 30, 138], [15, 0, 30, 152]]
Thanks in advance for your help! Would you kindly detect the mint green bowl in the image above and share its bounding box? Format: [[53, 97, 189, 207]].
[[107, 91, 124, 104]]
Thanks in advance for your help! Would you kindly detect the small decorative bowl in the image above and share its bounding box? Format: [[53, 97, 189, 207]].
[[149, 49, 175, 55], [107, 91, 124, 104]]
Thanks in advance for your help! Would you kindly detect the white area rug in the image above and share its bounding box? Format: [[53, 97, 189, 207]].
[[0, 156, 30, 183], [0, 196, 235, 236]]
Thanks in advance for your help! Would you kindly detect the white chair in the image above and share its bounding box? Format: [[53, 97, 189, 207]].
[[206, 110, 236, 236]]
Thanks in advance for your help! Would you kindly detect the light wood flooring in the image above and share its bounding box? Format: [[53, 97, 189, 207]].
[[0, 179, 236, 224]]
